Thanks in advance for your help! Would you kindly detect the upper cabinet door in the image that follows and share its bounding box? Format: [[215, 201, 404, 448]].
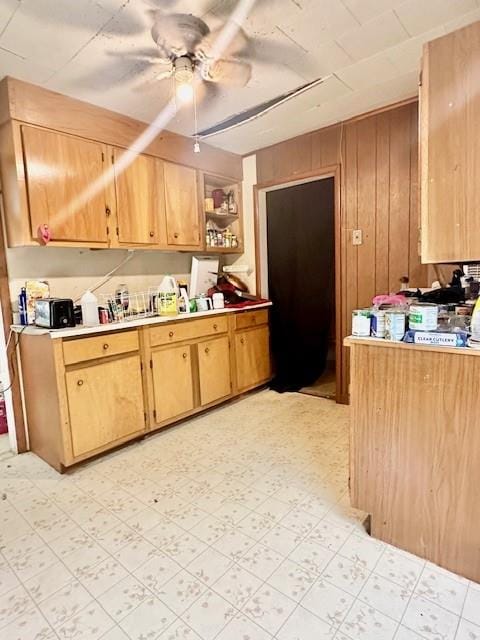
[[21, 126, 109, 244], [420, 22, 480, 263], [164, 161, 201, 248], [113, 149, 166, 246]]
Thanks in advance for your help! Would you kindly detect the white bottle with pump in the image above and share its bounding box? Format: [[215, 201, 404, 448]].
[[81, 290, 99, 326]]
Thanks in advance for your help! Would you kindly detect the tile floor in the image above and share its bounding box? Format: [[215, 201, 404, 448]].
[[0, 390, 479, 640]]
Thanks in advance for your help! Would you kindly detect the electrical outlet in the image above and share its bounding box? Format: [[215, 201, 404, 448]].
[[352, 229, 363, 246]]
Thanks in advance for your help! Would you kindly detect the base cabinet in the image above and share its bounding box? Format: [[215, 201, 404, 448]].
[[235, 326, 271, 392], [198, 336, 232, 406], [65, 354, 145, 457], [151, 345, 195, 422], [20, 308, 271, 471]]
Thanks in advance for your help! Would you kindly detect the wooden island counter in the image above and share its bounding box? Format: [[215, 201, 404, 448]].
[[346, 336, 480, 582]]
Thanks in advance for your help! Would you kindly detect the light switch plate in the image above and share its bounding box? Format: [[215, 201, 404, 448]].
[[352, 229, 363, 246]]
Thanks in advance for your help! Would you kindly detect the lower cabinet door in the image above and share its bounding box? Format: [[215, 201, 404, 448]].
[[65, 354, 145, 458], [197, 336, 231, 406], [235, 326, 271, 392], [151, 344, 195, 423]]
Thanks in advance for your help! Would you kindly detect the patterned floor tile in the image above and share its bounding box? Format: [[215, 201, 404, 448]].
[[54, 600, 115, 640], [242, 584, 297, 635], [339, 600, 398, 640], [212, 563, 262, 608], [182, 589, 236, 640], [119, 597, 177, 640], [414, 566, 468, 615], [358, 572, 411, 621], [237, 542, 284, 581], [300, 577, 354, 627], [216, 612, 273, 639], [39, 579, 93, 627], [276, 605, 336, 640], [157, 569, 207, 615], [98, 575, 150, 622], [402, 594, 460, 640], [267, 558, 316, 602]]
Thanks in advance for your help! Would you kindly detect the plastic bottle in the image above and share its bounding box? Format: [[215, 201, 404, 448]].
[[18, 287, 28, 326], [470, 297, 480, 340], [157, 276, 178, 316], [81, 290, 99, 326]]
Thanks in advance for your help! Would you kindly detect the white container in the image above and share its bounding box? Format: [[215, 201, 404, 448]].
[[371, 310, 386, 338], [157, 276, 177, 316], [212, 292, 225, 309], [352, 310, 371, 337], [409, 303, 438, 331], [81, 290, 99, 326]]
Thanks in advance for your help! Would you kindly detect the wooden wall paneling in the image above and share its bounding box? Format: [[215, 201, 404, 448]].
[[408, 103, 427, 286], [3, 77, 243, 180], [311, 124, 342, 170], [388, 106, 411, 293], [375, 111, 391, 295], [356, 116, 377, 308]]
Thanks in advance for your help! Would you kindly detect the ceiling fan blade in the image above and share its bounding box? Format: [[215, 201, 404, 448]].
[[195, 26, 249, 61], [201, 58, 252, 86], [151, 12, 210, 56], [107, 47, 171, 64]]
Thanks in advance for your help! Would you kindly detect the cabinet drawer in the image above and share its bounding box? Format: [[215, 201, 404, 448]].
[[149, 316, 228, 346], [63, 330, 139, 365], [235, 309, 269, 330]]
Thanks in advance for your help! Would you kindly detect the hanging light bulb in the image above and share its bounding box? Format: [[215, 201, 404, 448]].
[[194, 136, 201, 153], [176, 81, 194, 103]]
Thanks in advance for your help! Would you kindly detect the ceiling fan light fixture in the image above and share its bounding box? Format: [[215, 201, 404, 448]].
[[174, 55, 195, 103]]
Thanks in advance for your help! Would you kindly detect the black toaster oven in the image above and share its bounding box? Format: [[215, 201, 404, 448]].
[[35, 298, 76, 329]]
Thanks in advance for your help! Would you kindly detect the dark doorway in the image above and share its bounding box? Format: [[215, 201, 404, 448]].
[[266, 178, 336, 395]]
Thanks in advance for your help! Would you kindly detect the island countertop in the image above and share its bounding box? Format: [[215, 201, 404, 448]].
[[344, 334, 480, 356], [12, 301, 272, 339], [347, 334, 480, 582]]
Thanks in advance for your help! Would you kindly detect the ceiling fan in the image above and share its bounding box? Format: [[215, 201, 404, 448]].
[[144, 9, 255, 103]]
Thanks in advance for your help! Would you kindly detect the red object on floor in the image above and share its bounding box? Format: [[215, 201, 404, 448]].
[[0, 396, 8, 434]]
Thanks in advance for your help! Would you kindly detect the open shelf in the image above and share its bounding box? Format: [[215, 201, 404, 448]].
[[202, 172, 243, 253]]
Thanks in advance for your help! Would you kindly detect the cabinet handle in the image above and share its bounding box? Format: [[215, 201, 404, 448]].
[[77, 379, 84, 387], [169, 331, 174, 338], [240, 338, 245, 344], [103, 343, 109, 350], [205, 347, 210, 354], [105, 207, 111, 216], [252, 317, 256, 324], [213, 324, 218, 330], [173, 232, 179, 239], [182, 352, 188, 359], [149, 231, 154, 238]]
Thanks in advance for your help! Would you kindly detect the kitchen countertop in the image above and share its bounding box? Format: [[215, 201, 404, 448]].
[[345, 334, 480, 356], [12, 302, 272, 339]]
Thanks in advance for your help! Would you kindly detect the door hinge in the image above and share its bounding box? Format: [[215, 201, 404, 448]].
[[150, 359, 153, 369], [101, 151, 105, 162], [418, 70, 423, 87], [116, 226, 119, 237], [144, 411, 147, 424], [140, 361, 144, 371], [111, 154, 114, 164], [106, 226, 109, 236], [153, 409, 157, 420]]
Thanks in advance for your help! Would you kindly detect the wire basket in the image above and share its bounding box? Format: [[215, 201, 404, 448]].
[[97, 289, 159, 324]]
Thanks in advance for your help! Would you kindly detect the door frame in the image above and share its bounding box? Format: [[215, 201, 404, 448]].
[[253, 165, 344, 403]]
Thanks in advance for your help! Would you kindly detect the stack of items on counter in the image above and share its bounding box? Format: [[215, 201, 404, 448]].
[[352, 270, 480, 348]]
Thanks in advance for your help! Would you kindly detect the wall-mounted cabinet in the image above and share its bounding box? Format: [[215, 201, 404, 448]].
[[420, 20, 480, 263], [112, 148, 166, 247], [21, 125, 110, 246], [202, 172, 243, 254], [0, 77, 242, 251]]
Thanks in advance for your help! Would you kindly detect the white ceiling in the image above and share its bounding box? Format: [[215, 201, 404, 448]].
[[0, 0, 479, 154]]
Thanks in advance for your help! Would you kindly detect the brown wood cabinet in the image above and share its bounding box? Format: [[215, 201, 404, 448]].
[[21, 126, 109, 244], [235, 325, 271, 392], [19, 308, 270, 471], [65, 353, 145, 457], [151, 344, 195, 422], [0, 77, 242, 249], [198, 336, 232, 405], [112, 149, 166, 246], [164, 162, 201, 248], [420, 21, 480, 263]]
